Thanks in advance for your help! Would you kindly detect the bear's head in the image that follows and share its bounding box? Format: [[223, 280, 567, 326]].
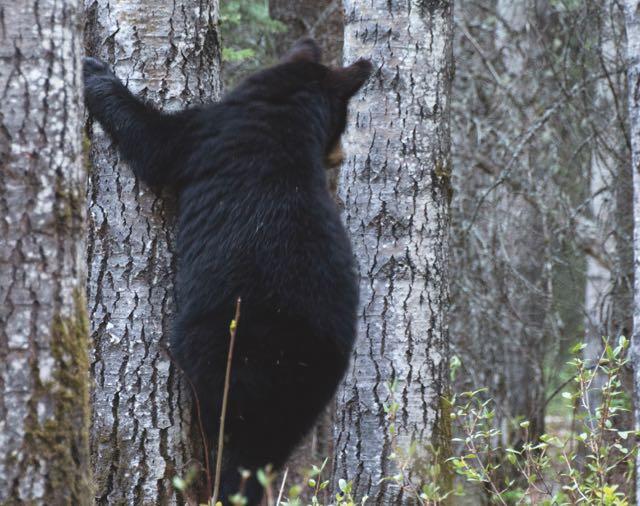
[[224, 39, 372, 167]]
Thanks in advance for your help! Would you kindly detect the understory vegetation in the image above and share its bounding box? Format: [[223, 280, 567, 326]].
[[174, 337, 636, 506]]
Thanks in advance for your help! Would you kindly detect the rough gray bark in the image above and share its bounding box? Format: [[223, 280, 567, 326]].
[[0, 0, 92, 503], [84, 1, 221, 503], [624, 0, 640, 499], [333, 1, 453, 502]]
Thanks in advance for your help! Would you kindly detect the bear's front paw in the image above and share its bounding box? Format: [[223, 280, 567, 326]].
[[83, 57, 114, 80], [83, 57, 122, 116]]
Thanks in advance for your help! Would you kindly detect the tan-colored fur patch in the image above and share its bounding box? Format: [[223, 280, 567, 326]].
[[325, 142, 345, 169]]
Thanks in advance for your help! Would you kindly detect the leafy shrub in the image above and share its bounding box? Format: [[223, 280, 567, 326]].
[[220, 1, 285, 87], [175, 337, 637, 505], [449, 336, 636, 505]]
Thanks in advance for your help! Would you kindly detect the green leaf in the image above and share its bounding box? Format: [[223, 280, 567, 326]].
[[256, 468, 268, 486], [222, 48, 256, 63], [289, 485, 302, 498], [570, 342, 587, 354], [172, 476, 186, 491]]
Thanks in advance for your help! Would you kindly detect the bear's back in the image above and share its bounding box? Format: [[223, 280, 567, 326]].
[[173, 119, 358, 353]]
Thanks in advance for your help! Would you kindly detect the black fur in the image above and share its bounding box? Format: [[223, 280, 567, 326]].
[[84, 40, 371, 505]]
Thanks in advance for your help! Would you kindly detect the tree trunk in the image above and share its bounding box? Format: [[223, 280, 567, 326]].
[[584, 0, 629, 414], [583, 147, 613, 357], [84, 1, 221, 503], [624, 1, 640, 499], [333, 1, 453, 502], [0, 1, 92, 503], [583, 136, 615, 412], [494, 0, 549, 444]]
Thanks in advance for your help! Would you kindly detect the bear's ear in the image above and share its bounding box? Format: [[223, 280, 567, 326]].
[[327, 59, 373, 99], [282, 38, 322, 64]]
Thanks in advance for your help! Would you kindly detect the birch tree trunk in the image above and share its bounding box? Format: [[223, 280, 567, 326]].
[[494, 0, 549, 444], [84, 2, 221, 503], [624, 1, 640, 499], [333, 1, 453, 502], [583, 138, 615, 414], [0, 1, 92, 503], [584, 0, 626, 413], [584, 149, 613, 357]]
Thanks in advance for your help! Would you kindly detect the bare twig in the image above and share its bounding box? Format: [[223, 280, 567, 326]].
[[463, 69, 626, 234], [455, 18, 502, 86], [276, 468, 289, 506], [212, 297, 242, 504]]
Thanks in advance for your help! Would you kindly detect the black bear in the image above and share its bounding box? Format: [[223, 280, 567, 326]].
[[84, 39, 371, 505]]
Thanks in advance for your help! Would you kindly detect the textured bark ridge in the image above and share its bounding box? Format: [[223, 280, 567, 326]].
[[334, 1, 453, 502], [624, 1, 640, 500], [84, 1, 221, 503], [0, 0, 92, 503]]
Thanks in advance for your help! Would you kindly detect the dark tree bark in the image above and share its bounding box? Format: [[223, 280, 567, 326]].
[[84, 0, 221, 503], [0, 0, 92, 503], [332, 1, 453, 502]]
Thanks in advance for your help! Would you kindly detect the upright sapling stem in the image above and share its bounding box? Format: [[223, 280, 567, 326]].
[[212, 297, 242, 504]]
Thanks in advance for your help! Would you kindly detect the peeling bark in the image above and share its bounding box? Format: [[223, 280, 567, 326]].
[[333, 1, 453, 502], [84, 1, 221, 503], [0, 0, 91, 503]]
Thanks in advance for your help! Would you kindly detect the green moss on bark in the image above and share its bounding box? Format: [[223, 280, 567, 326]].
[[434, 159, 452, 180], [54, 177, 84, 234], [434, 394, 454, 504], [24, 290, 93, 505]]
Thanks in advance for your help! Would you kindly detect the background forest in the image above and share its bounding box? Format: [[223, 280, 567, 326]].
[[1, 0, 639, 505]]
